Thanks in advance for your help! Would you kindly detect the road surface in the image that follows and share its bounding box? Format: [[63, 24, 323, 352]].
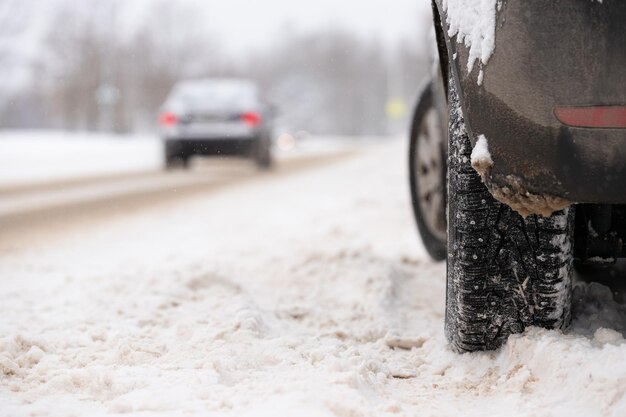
[[0, 150, 353, 252]]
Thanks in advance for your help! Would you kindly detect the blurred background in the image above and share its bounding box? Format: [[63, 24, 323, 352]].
[[0, 0, 432, 136], [0, 0, 435, 247]]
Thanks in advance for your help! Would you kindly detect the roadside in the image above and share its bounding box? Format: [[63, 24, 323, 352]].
[[0, 131, 162, 188]]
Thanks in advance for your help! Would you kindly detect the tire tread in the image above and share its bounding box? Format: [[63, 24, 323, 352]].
[[445, 81, 574, 352]]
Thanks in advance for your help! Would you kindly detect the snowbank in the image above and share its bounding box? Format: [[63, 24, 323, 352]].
[[0, 130, 163, 187], [0, 139, 624, 416], [0, 130, 367, 189]]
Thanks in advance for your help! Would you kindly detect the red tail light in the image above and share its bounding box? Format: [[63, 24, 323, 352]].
[[159, 112, 178, 127], [554, 106, 626, 128], [240, 111, 261, 127]]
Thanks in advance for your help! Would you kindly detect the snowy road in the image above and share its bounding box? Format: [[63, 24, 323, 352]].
[[1, 138, 625, 416], [0, 150, 352, 252]]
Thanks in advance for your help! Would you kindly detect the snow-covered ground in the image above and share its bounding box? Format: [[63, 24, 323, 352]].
[[0, 130, 363, 188], [0, 138, 625, 416], [0, 131, 163, 187]]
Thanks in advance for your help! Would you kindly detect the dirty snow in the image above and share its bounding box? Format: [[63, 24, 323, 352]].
[[470, 134, 493, 177], [0, 139, 625, 416], [443, 0, 498, 75]]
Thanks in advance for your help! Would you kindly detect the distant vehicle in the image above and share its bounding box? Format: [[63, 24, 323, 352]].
[[159, 78, 273, 169], [410, 1, 626, 352]]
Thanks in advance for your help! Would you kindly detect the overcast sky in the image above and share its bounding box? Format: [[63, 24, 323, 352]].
[[154, 0, 433, 55]]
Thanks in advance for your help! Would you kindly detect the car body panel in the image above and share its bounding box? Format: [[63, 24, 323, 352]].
[[433, 0, 626, 209], [169, 122, 256, 141]]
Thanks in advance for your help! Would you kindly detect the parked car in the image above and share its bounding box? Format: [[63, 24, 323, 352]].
[[159, 78, 273, 169], [410, 0, 626, 352]]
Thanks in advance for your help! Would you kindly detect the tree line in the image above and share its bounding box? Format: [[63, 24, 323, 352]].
[[0, 0, 428, 136]]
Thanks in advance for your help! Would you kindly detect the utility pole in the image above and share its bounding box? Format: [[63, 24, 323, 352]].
[[96, 2, 119, 133]]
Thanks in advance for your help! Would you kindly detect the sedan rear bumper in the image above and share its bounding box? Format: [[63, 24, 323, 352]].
[[165, 137, 257, 157]]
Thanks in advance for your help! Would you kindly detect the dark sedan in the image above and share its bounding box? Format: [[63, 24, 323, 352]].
[[159, 78, 273, 169]]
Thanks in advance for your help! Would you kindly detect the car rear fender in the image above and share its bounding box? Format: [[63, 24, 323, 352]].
[[432, 0, 626, 216]]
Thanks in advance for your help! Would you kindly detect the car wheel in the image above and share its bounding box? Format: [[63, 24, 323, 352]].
[[254, 136, 273, 170], [164, 141, 189, 170], [165, 155, 189, 170], [445, 77, 574, 352], [409, 82, 447, 261]]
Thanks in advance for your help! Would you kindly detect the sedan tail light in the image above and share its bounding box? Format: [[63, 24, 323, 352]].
[[159, 112, 178, 127], [240, 111, 261, 127], [554, 106, 626, 128]]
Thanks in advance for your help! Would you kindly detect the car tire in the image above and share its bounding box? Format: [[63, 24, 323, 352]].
[[164, 141, 189, 170], [445, 77, 574, 352], [409, 81, 447, 261], [254, 136, 273, 170], [165, 155, 189, 170]]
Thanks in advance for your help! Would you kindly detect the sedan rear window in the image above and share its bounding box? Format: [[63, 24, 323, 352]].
[[168, 80, 258, 111]]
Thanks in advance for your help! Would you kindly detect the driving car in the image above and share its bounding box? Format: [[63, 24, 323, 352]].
[[409, 0, 626, 352], [159, 78, 273, 169]]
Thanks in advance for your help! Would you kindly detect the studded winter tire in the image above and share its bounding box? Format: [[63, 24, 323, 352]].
[[445, 79, 575, 352]]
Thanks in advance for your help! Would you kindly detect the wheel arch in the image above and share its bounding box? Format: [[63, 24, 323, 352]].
[[430, 1, 476, 143], [431, 1, 449, 100]]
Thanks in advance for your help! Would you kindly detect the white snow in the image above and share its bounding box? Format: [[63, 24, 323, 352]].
[[443, 0, 498, 76], [0, 131, 163, 187], [470, 134, 493, 176], [0, 138, 625, 416], [0, 130, 358, 189]]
